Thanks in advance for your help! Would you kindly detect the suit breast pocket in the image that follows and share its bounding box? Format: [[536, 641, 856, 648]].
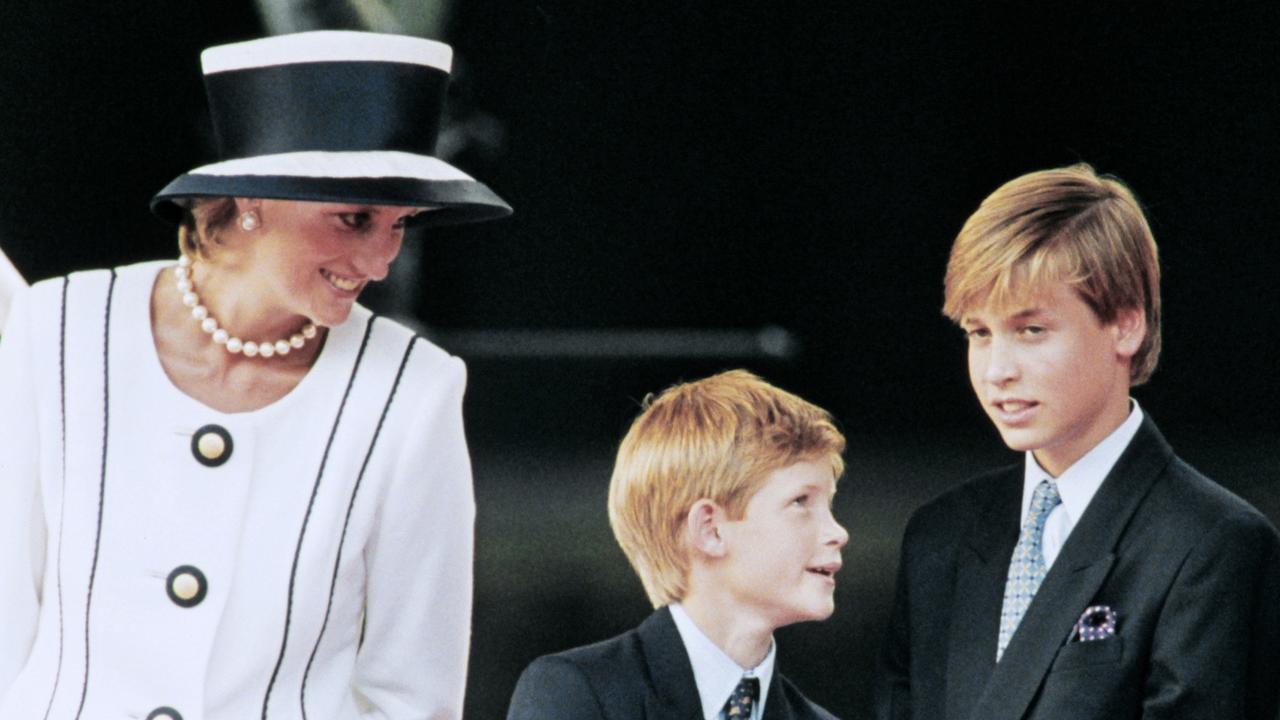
[[1049, 637, 1124, 672]]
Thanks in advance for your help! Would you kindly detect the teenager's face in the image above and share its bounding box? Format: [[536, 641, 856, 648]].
[[239, 200, 421, 328], [961, 280, 1140, 476], [718, 460, 848, 627]]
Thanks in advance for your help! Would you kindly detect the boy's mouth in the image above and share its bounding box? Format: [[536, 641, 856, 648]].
[[807, 561, 841, 578], [992, 398, 1038, 424]]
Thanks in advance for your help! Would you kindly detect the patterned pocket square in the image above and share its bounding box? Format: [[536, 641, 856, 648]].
[[1073, 605, 1118, 642]]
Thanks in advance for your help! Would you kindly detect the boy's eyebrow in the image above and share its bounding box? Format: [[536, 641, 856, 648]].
[[962, 306, 1047, 326]]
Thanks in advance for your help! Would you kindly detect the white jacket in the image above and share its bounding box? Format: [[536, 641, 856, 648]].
[[0, 260, 474, 719]]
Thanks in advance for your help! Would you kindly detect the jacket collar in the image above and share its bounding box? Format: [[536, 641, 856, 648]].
[[639, 606, 799, 720]]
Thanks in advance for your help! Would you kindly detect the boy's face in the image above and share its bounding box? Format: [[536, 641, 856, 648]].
[[717, 459, 848, 628], [961, 279, 1139, 477]]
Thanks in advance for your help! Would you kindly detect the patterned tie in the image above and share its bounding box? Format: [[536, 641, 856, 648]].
[[997, 478, 1062, 661], [721, 676, 760, 719]]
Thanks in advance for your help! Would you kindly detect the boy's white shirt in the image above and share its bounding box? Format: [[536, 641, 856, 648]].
[[669, 602, 775, 720], [1023, 399, 1144, 569]]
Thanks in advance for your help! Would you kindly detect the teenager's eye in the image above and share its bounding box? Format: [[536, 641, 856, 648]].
[[1019, 325, 1046, 337], [337, 212, 372, 230], [964, 327, 990, 341]]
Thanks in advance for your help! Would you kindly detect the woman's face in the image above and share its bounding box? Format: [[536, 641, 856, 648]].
[[237, 199, 422, 328]]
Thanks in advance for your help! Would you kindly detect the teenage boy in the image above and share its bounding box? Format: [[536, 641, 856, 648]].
[[507, 370, 848, 719], [875, 164, 1280, 720]]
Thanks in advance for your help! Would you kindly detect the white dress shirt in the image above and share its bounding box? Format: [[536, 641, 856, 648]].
[[1022, 400, 1144, 569], [669, 603, 775, 720]]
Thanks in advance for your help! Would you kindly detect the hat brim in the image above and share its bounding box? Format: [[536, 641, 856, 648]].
[[151, 151, 511, 228]]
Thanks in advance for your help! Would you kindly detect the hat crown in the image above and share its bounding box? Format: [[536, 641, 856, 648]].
[[200, 31, 451, 161], [151, 31, 511, 227]]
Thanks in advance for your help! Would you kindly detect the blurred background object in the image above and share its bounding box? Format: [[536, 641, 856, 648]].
[[1, 1, 1277, 717]]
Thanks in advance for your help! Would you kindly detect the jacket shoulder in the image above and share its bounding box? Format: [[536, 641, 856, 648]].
[[901, 463, 1019, 550], [1135, 454, 1280, 548], [507, 626, 648, 719]]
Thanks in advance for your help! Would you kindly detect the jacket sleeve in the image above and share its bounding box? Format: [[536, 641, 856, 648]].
[[506, 655, 607, 720], [0, 285, 47, 691], [352, 353, 475, 719], [1142, 509, 1280, 720]]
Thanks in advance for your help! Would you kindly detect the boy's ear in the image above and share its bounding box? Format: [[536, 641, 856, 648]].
[[686, 499, 728, 559], [1112, 306, 1146, 359]]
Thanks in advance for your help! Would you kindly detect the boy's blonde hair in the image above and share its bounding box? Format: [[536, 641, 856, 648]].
[[943, 163, 1162, 385], [607, 369, 845, 608]]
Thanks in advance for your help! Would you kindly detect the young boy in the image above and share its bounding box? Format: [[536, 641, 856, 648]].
[[507, 370, 848, 719], [875, 164, 1280, 719]]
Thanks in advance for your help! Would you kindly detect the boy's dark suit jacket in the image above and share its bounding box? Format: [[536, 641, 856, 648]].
[[874, 416, 1280, 720], [507, 606, 839, 720]]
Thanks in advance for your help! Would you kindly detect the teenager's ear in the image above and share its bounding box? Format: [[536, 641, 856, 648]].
[[686, 499, 727, 559], [1112, 306, 1146, 359]]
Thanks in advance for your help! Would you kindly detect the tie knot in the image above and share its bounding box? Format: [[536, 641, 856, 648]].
[[1029, 479, 1061, 518], [723, 676, 760, 718]]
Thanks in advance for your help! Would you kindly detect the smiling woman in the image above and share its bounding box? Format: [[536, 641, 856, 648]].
[[0, 31, 509, 720]]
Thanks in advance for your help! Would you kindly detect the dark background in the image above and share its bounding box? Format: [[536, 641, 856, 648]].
[[2, 2, 1277, 717]]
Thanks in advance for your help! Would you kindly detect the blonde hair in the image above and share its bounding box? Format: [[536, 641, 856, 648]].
[[943, 163, 1162, 385], [607, 369, 845, 607], [176, 196, 238, 261]]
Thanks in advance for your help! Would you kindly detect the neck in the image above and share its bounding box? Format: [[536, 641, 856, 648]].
[[680, 588, 774, 669], [1034, 390, 1132, 477], [190, 258, 308, 342]]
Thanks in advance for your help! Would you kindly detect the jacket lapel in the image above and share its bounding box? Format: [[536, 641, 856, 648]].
[[761, 664, 795, 720], [967, 417, 1175, 720], [638, 607, 704, 720], [945, 469, 1022, 720]]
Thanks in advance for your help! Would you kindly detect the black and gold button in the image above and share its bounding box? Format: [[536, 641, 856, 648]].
[[147, 707, 182, 720], [166, 565, 207, 608], [191, 424, 232, 467]]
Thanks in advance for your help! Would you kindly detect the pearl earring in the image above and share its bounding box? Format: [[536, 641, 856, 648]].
[[239, 211, 261, 231]]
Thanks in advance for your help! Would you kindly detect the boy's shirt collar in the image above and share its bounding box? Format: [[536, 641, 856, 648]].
[[1021, 398, 1144, 567], [669, 602, 775, 720]]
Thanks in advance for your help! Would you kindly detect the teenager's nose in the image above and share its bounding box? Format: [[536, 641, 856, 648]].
[[981, 338, 1020, 386]]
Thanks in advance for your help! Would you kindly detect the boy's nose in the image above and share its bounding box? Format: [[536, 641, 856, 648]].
[[981, 340, 1020, 386], [827, 516, 850, 548]]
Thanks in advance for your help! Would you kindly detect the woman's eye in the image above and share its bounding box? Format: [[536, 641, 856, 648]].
[[338, 212, 371, 229]]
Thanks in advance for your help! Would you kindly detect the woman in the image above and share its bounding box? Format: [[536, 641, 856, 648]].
[[0, 31, 510, 719]]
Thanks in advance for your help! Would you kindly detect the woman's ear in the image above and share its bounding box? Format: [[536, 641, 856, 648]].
[[686, 499, 727, 559]]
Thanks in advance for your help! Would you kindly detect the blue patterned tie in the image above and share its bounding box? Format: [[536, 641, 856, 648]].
[[721, 676, 759, 719], [997, 478, 1062, 660]]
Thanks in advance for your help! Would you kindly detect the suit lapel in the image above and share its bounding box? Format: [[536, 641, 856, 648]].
[[638, 607, 704, 720], [945, 469, 1022, 720], [967, 417, 1175, 720], [761, 664, 795, 720]]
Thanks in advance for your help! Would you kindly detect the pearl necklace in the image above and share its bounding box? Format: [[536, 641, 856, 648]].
[[175, 255, 317, 358]]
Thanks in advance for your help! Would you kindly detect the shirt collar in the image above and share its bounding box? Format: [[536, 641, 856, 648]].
[[1021, 399, 1144, 524], [669, 603, 776, 720]]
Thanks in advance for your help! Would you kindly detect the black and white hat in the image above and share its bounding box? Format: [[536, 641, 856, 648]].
[[151, 31, 511, 228]]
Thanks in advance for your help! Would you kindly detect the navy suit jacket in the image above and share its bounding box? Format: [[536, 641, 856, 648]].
[[507, 606, 838, 720], [874, 416, 1280, 720]]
